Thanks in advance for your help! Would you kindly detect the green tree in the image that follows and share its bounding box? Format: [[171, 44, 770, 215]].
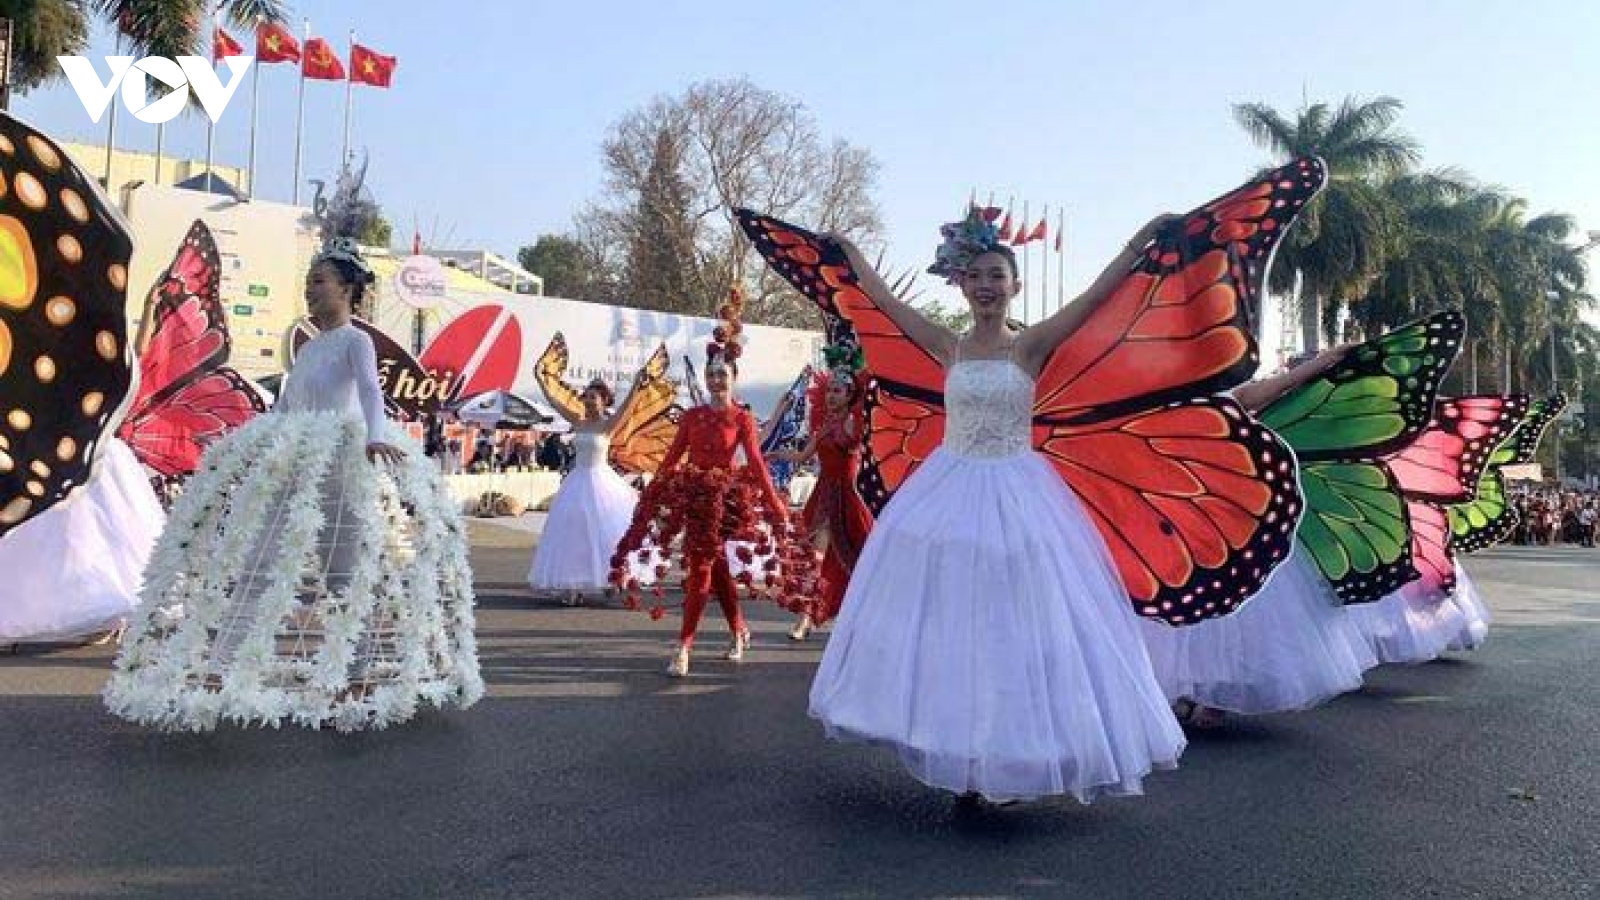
[[595, 77, 882, 327], [0, 0, 91, 92], [621, 128, 699, 314], [1233, 95, 1420, 349], [358, 213, 392, 249], [517, 234, 592, 300], [89, 0, 287, 58]]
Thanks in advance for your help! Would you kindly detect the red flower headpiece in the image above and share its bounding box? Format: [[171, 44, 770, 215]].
[[706, 286, 746, 369]]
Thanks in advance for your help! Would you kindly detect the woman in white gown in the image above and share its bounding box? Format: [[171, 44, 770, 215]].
[[528, 377, 644, 603], [1445, 562, 1490, 651], [808, 223, 1186, 805], [0, 438, 163, 645], [1346, 579, 1469, 664], [1140, 352, 1379, 725], [105, 239, 483, 732]]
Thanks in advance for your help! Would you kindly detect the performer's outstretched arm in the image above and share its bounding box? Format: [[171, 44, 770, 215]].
[[830, 235, 957, 364]]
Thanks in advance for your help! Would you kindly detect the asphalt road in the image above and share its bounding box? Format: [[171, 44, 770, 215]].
[[1, 522, 1596, 899]]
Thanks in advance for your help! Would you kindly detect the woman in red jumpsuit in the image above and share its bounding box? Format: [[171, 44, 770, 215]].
[[611, 293, 803, 677], [773, 352, 874, 641]]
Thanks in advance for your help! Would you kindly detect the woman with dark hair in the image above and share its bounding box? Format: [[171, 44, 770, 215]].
[[106, 238, 483, 732], [804, 211, 1188, 804], [528, 364, 648, 605], [770, 349, 873, 641], [610, 290, 812, 677]]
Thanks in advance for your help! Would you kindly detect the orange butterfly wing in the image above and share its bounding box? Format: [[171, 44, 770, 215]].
[[534, 331, 588, 423], [608, 343, 683, 475], [1037, 157, 1323, 422], [1040, 398, 1301, 623], [739, 211, 945, 510]]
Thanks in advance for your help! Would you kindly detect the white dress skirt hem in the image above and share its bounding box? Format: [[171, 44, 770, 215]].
[[528, 432, 641, 592], [1139, 548, 1377, 715], [0, 439, 163, 643]]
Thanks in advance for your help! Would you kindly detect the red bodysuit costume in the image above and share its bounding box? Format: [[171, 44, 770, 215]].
[[798, 402, 874, 625], [611, 403, 793, 647]]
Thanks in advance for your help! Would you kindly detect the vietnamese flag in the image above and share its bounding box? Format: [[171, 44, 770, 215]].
[[997, 211, 1013, 243], [302, 37, 345, 80], [1026, 218, 1048, 244], [1053, 229, 1062, 253], [350, 44, 397, 88], [212, 27, 245, 61], [257, 22, 301, 64]]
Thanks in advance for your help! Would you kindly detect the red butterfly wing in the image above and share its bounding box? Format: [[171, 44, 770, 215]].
[[1041, 396, 1302, 624], [1032, 159, 1323, 621], [738, 210, 945, 504], [856, 382, 944, 514], [1036, 157, 1324, 422], [127, 220, 224, 414], [1400, 501, 1456, 604], [1387, 395, 1528, 504], [120, 369, 266, 477], [1388, 395, 1525, 605]]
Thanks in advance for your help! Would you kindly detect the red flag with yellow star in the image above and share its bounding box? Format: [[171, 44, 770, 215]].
[[256, 22, 301, 64], [350, 44, 397, 88], [302, 37, 345, 81], [212, 28, 245, 62]]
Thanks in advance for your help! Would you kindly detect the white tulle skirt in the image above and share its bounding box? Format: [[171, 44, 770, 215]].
[[0, 439, 164, 643], [1139, 549, 1377, 715], [528, 462, 638, 591], [105, 413, 483, 732], [1445, 562, 1490, 651], [809, 447, 1185, 803], [1345, 580, 1468, 665]]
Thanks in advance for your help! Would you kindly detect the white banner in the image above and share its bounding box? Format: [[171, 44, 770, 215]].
[[369, 288, 823, 417]]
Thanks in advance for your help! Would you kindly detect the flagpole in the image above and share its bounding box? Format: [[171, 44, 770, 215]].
[[246, 16, 262, 199], [1038, 204, 1048, 323], [1056, 205, 1066, 313], [341, 29, 355, 168], [103, 35, 120, 188], [292, 19, 308, 205], [153, 122, 164, 184], [204, 9, 217, 185], [1020, 199, 1030, 324]]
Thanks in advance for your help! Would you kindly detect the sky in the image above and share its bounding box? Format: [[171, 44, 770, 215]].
[[14, 0, 1600, 317]]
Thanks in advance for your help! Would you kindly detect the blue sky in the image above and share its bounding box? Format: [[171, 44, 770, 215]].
[[15, 0, 1600, 309]]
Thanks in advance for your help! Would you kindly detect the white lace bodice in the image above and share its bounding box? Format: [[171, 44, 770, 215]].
[[943, 360, 1033, 458], [276, 324, 387, 440], [572, 431, 611, 469]]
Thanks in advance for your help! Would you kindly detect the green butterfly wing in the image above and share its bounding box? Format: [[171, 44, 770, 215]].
[[1296, 460, 1416, 604], [1257, 310, 1463, 601], [1448, 394, 1567, 552], [1259, 310, 1465, 460]]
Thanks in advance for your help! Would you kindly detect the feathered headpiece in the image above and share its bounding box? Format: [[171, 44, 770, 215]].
[[312, 235, 375, 283], [808, 340, 867, 433], [822, 342, 865, 382], [309, 153, 378, 285], [706, 285, 746, 371], [928, 205, 1003, 283]]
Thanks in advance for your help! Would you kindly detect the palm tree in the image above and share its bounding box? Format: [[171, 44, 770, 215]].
[[1347, 175, 1512, 390], [1, 0, 92, 93], [1233, 95, 1421, 350], [90, 1, 289, 59], [1480, 201, 1591, 392], [1, 1, 289, 94]]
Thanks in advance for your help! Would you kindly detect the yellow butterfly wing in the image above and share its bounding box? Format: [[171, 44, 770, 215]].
[[535, 331, 586, 422], [608, 343, 683, 474]]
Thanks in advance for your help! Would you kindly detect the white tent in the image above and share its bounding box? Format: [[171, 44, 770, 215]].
[[449, 391, 553, 430]]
